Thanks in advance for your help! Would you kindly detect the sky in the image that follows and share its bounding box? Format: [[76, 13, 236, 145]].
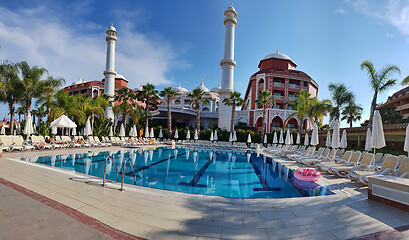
[[1, 0, 409, 127]]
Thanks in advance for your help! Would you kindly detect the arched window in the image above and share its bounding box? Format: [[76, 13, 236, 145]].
[[258, 79, 264, 92], [92, 89, 99, 97], [202, 107, 209, 111], [174, 99, 181, 105]]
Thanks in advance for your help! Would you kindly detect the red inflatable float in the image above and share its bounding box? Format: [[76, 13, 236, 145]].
[[294, 168, 321, 182]]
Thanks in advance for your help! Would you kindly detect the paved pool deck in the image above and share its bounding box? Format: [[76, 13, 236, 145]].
[[1, 146, 409, 240]]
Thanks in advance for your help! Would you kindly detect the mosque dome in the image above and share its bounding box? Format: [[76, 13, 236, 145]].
[[262, 48, 295, 64], [134, 85, 143, 91], [197, 78, 210, 92], [72, 77, 85, 85], [211, 84, 221, 93], [173, 83, 188, 92], [226, 2, 237, 14], [107, 24, 117, 33], [115, 73, 126, 80]]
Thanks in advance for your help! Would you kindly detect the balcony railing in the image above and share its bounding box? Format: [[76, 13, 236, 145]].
[[289, 84, 300, 89], [273, 95, 283, 100], [273, 82, 284, 87], [289, 96, 296, 101]]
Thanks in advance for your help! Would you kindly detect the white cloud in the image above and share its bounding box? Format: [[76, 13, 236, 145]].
[[0, 6, 190, 90], [344, 0, 409, 37], [334, 8, 346, 15]]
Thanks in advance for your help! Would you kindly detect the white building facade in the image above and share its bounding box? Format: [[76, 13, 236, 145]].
[[154, 80, 221, 130]]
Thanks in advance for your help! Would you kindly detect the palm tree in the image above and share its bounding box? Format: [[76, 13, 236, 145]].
[[328, 83, 353, 121], [18, 61, 47, 117], [286, 90, 311, 132], [114, 87, 134, 129], [307, 98, 332, 127], [159, 87, 180, 137], [222, 91, 244, 132], [34, 106, 46, 126], [188, 88, 208, 134], [16, 106, 25, 123], [37, 76, 65, 124], [341, 99, 363, 128], [86, 95, 109, 131], [0, 61, 24, 134], [361, 60, 400, 126], [255, 90, 275, 143], [136, 84, 159, 130], [287, 90, 332, 131]]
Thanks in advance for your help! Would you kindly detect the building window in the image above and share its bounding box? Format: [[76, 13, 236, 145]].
[[273, 105, 280, 109], [202, 107, 209, 111], [174, 99, 181, 105]]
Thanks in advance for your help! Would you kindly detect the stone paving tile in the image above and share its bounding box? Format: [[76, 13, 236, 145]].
[[243, 218, 284, 229], [201, 216, 244, 229], [177, 223, 221, 238], [148, 228, 198, 240], [266, 225, 310, 240], [304, 219, 346, 235], [221, 227, 268, 240], [0, 184, 115, 240], [331, 222, 378, 240], [136, 214, 182, 231], [291, 231, 338, 240]]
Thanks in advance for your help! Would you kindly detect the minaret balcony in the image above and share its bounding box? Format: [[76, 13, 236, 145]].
[[220, 59, 236, 67], [224, 17, 237, 26]]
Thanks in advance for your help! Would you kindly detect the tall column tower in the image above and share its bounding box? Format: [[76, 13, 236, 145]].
[[104, 24, 117, 121], [218, 3, 237, 130]]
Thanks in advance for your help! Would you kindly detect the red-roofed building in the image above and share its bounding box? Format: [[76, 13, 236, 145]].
[[63, 74, 145, 107], [236, 49, 319, 133]]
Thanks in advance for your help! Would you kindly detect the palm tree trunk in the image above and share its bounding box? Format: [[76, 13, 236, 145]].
[[350, 120, 353, 128], [9, 101, 15, 135], [91, 112, 95, 132], [167, 99, 172, 137], [145, 98, 150, 130], [262, 104, 266, 143], [369, 92, 378, 128], [196, 105, 200, 135], [47, 105, 51, 124], [26, 99, 31, 116], [230, 102, 235, 132]]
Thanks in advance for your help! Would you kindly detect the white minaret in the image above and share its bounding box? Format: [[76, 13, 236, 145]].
[[218, 3, 237, 130], [104, 24, 117, 121]]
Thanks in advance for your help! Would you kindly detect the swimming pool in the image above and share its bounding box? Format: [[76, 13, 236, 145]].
[[20, 147, 333, 198]]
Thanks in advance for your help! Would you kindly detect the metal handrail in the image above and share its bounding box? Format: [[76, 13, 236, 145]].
[[102, 155, 138, 191], [120, 158, 137, 191]]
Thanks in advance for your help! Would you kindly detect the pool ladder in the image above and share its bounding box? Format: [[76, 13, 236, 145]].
[[102, 155, 137, 191]]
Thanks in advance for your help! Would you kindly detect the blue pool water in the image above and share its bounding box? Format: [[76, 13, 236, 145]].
[[20, 147, 333, 198]]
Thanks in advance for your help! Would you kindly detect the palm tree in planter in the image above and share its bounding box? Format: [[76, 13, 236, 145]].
[[255, 90, 275, 144], [361, 60, 400, 126], [159, 87, 180, 138], [222, 91, 244, 132], [188, 88, 208, 135]]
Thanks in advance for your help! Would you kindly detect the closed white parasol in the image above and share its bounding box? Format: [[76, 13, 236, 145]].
[[372, 110, 385, 153], [310, 123, 319, 146], [340, 129, 347, 148], [326, 131, 331, 148]]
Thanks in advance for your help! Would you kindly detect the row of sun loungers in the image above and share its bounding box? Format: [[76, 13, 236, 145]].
[[0, 135, 160, 151], [276, 145, 409, 185]]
